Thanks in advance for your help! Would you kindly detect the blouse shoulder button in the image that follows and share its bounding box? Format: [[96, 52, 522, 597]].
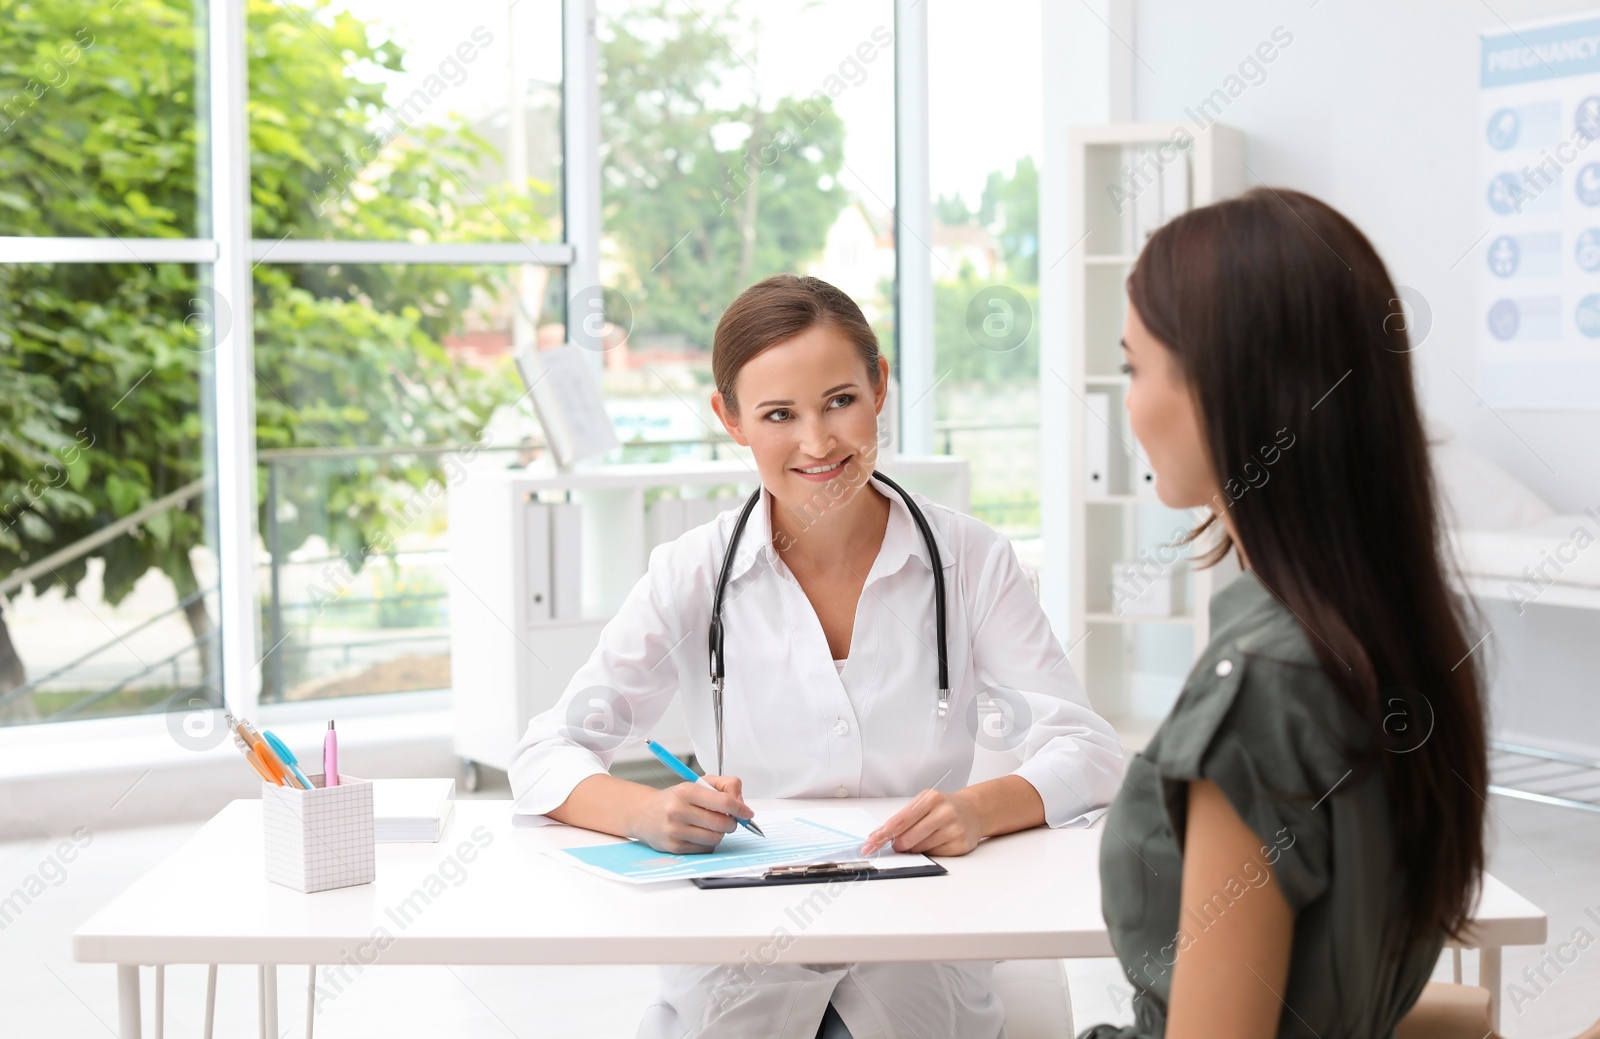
[[1214, 658, 1234, 678]]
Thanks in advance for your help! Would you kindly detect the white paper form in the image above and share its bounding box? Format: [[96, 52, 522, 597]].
[[549, 807, 937, 885]]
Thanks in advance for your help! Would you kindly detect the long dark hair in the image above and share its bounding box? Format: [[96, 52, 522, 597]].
[[1127, 187, 1488, 958]]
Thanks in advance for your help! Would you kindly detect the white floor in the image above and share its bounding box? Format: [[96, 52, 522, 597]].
[[4, 771, 1598, 1038]]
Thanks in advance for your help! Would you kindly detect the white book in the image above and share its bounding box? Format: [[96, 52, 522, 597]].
[[1132, 146, 1162, 249], [524, 500, 552, 621], [514, 343, 619, 468], [1085, 392, 1112, 498], [372, 777, 456, 843], [1160, 150, 1191, 226], [1121, 145, 1139, 251], [548, 501, 582, 620]]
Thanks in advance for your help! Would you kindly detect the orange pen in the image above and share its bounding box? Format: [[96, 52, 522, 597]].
[[243, 746, 276, 784], [226, 711, 288, 786]]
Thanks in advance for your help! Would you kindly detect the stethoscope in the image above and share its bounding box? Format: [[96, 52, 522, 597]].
[[707, 470, 949, 777]]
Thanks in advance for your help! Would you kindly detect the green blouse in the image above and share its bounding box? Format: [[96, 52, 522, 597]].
[[1079, 571, 1442, 1039]]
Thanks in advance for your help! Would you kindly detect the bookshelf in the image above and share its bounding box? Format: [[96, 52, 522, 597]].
[[1064, 121, 1245, 732]]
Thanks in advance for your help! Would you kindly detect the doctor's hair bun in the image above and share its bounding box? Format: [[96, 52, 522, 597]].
[[713, 274, 880, 412]]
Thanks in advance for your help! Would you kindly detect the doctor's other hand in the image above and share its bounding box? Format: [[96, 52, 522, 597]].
[[630, 774, 753, 854], [859, 788, 984, 857]]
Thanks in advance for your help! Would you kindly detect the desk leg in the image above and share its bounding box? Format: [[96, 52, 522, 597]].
[[117, 964, 141, 1039], [258, 965, 278, 1039], [1481, 947, 1502, 1030], [305, 965, 316, 1039], [204, 965, 217, 1039]]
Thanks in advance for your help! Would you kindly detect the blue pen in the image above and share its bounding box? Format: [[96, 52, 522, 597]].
[[262, 730, 313, 790], [645, 739, 764, 837]]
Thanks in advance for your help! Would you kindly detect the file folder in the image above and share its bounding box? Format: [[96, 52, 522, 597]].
[[524, 498, 552, 621], [1085, 391, 1112, 497], [549, 500, 582, 620]]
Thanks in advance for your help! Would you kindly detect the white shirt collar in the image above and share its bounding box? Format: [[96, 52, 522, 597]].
[[723, 476, 956, 586]]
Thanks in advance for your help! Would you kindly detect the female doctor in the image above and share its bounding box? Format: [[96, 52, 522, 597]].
[[508, 274, 1124, 1039]]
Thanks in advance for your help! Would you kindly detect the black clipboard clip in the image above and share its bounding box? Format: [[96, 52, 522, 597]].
[[766, 860, 875, 878], [691, 858, 948, 889]]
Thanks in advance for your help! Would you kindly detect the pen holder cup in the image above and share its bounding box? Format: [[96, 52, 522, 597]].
[[262, 772, 375, 893]]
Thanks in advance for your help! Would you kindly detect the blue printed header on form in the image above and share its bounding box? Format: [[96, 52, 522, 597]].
[[1482, 17, 1600, 88]]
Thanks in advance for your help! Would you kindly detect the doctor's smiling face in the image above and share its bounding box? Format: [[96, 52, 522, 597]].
[[709, 275, 889, 526], [712, 321, 889, 514]]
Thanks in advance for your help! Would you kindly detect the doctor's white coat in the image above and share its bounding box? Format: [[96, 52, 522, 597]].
[[509, 484, 1125, 1039]]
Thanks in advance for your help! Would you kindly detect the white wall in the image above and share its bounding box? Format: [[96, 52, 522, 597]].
[[1130, 0, 1598, 512]]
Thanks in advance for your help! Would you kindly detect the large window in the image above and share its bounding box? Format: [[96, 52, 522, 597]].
[[1, 0, 980, 731]]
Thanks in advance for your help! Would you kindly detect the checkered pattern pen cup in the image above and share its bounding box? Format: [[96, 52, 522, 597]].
[[262, 772, 375, 893]]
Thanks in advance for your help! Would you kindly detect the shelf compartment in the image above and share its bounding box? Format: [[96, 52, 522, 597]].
[[1084, 262, 1131, 378]]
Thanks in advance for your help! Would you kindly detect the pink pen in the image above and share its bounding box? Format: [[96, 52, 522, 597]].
[[323, 719, 339, 786]]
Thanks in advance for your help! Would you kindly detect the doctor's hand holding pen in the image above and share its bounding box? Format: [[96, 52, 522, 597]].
[[543, 739, 761, 855], [632, 772, 754, 854], [634, 738, 763, 853]]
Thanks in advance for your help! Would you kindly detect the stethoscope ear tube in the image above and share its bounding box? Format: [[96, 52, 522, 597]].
[[709, 487, 764, 776], [707, 473, 953, 775]]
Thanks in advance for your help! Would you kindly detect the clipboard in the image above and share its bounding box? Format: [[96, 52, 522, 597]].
[[691, 859, 948, 889]]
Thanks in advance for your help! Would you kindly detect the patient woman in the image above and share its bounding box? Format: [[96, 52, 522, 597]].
[[1077, 187, 1490, 1039]]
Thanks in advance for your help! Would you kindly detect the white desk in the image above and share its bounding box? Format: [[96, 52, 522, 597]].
[[74, 798, 1546, 1037]]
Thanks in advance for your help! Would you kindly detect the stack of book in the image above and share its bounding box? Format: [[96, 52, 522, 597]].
[[372, 777, 457, 843]]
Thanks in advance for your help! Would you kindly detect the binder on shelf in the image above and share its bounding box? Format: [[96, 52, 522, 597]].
[[549, 501, 582, 620], [1133, 453, 1159, 498], [1085, 392, 1112, 498], [524, 498, 553, 621]]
